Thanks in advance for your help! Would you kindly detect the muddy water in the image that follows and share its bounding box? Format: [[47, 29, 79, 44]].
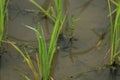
[[1, 0, 120, 80]]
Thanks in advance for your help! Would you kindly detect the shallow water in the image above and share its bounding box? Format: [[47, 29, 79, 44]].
[[1, 0, 120, 80]]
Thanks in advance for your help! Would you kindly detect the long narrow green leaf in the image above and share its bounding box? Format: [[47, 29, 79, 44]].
[[0, 0, 9, 46], [36, 25, 49, 80], [0, 0, 5, 46], [48, 13, 61, 59], [49, 14, 66, 66]]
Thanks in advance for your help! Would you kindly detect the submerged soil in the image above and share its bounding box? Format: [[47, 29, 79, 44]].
[[1, 0, 120, 80]]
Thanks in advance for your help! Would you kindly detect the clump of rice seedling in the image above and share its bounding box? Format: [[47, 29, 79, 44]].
[[107, 1, 120, 79], [7, 12, 65, 80], [108, 0, 120, 66], [25, 13, 65, 80], [6, 0, 66, 79]]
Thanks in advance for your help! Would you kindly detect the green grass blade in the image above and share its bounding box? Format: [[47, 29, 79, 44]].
[[25, 24, 49, 80], [48, 13, 66, 66], [0, 0, 9, 46], [0, 0, 5, 45], [108, 0, 114, 64], [36, 25, 49, 80], [54, 0, 63, 23], [25, 25, 43, 79], [48, 14, 60, 63]]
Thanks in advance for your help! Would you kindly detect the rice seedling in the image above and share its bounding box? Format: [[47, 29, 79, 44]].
[[26, 13, 65, 80], [108, 0, 120, 65], [6, 12, 65, 80], [107, 2, 120, 79], [0, 0, 8, 46], [4, 1, 65, 79]]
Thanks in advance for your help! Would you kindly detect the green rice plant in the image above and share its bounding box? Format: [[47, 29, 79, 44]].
[[0, 0, 8, 46], [25, 13, 65, 80], [108, 0, 120, 65], [7, 13, 65, 80]]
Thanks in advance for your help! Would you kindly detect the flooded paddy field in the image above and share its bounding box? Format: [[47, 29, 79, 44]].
[[0, 0, 120, 80]]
